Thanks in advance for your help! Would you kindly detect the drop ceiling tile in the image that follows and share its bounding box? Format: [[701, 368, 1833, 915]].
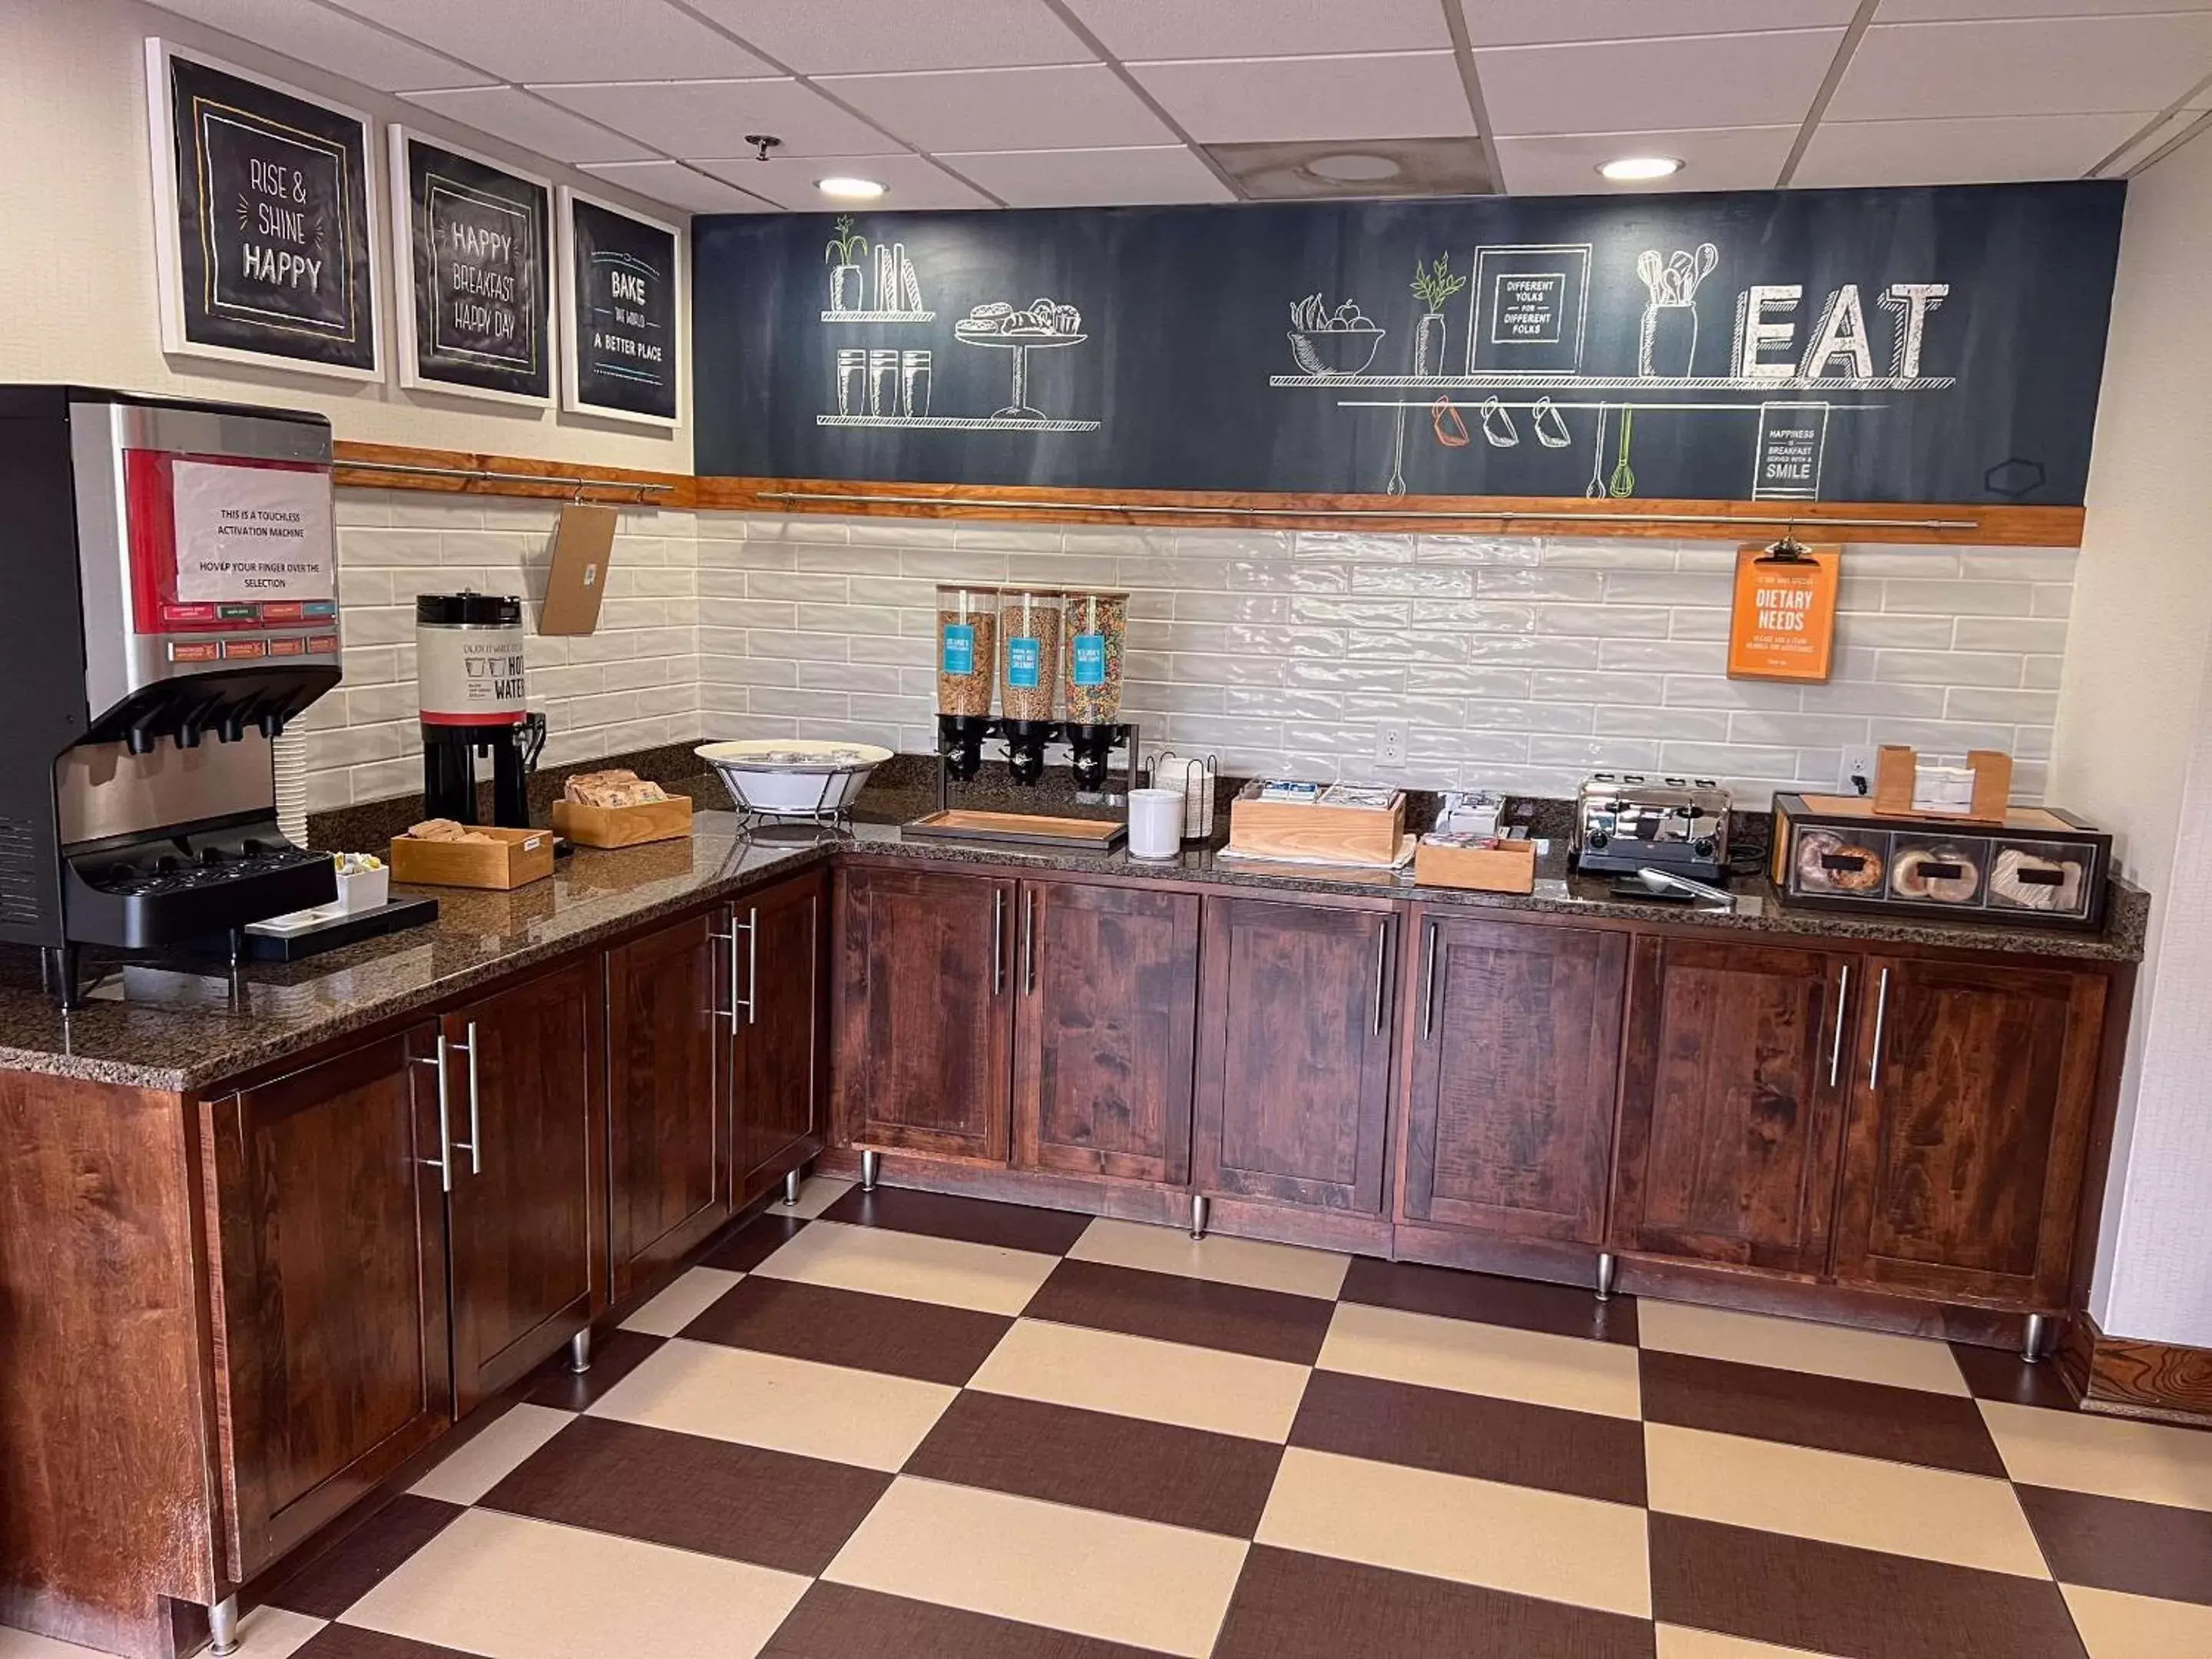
[[578, 160, 773, 214], [1793, 112, 2147, 187], [1461, 1, 1859, 48], [401, 87, 657, 164], [1128, 52, 1475, 144], [1881, 0, 2212, 19], [1496, 124, 1796, 194], [1829, 16, 2212, 121], [147, 0, 490, 91], [532, 78, 892, 159], [940, 146, 1234, 207], [684, 0, 1089, 72], [328, 0, 770, 81], [1476, 31, 1846, 137], [694, 153, 996, 210], [816, 65, 1176, 153], [1059, 0, 1452, 59]]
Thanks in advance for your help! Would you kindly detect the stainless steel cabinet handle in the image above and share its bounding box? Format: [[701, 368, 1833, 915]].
[[1420, 919, 1439, 1041], [744, 906, 759, 1027], [449, 1021, 482, 1175], [415, 1037, 452, 1193], [1828, 964, 1849, 1088], [1867, 967, 1890, 1090], [992, 888, 1005, 994], [1022, 888, 1038, 995], [1371, 918, 1390, 1033]]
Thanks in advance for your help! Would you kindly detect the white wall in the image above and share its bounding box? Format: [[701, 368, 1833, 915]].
[[0, 0, 691, 471], [2051, 134, 2212, 1349]]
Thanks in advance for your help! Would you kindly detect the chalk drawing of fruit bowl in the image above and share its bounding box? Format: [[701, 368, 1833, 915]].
[[1286, 295, 1384, 376]]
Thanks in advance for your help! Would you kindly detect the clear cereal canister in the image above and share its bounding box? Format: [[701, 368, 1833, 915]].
[[934, 584, 999, 718], [1060, 589, 1129, 727], [998, 588, 1063, 725]]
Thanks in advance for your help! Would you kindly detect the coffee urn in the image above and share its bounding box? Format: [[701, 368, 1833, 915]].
[[416, 592, 545, 827]]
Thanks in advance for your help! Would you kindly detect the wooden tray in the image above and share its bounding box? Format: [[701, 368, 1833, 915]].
[[389, 826, 554, 890], [903, 810, 1128, 849], [1229, 793, 1404, 863], [551, 795, 693, 848], [1414, 837, 1537, 894]]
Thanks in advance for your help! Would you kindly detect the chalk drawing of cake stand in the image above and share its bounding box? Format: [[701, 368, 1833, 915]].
[[954, 323, 1088, 423]]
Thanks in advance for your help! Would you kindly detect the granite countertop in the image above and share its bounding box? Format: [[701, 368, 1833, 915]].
[[0, 783, 2146, 1093]]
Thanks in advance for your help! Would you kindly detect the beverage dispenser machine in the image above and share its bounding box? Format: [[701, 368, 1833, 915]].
[[0, 387, 344, 1001]]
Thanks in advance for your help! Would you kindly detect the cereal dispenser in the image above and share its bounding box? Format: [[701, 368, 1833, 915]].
[[998, 587, 1061, 783], [935, 584, 998, 782], [1061, 588, 1130, 791]]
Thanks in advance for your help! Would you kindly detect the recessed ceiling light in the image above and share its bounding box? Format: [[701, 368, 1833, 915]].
[[816, 176, 887, 200], [1305, 152, 1402, 182], [1597, 156, 1684, 183]]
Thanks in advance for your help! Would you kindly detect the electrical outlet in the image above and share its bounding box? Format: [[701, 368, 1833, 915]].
[[1840, 746, 1876, 797], [1374, 722, 1408, 767]]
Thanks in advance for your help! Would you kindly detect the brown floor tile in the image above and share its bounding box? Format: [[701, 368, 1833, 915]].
[[266, 1495, 465, 1618], [512, 1326, 665, 1411], [1339, 1256, 1639, 1346], [1213, 1545, 1657, 1659], [762, 1581, 1174, 1657], [295, 1628, 480, 1659], [1641, 1349, 2008, 1477], [697, 1211, 811, 1273], [1023, 1257, 1334, 1365], [1289, 1367, 1647, 1506], [680, 1274, 1012, 1385], [1650, 1514, 2088, 1659], [478, 1416, 890, 1576], [823, 1185, 1093, 1256], [2018, 1482, 2212, 1608], [1949, 1343, 2084, 1412], [903, 1390, 1283, 1536]]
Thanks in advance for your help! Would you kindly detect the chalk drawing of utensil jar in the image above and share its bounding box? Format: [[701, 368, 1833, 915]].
[[1635, 243, 1717, 378], [1409, 253, 1466, 378], [825, 216, 869, 313]]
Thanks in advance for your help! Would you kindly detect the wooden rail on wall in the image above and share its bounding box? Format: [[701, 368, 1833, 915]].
[[329, 444, 2085, 547]]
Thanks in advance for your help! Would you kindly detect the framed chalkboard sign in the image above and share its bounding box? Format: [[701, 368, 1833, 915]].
[[389, 129, 552, 406], [558, 188, 682, 428], [144, 40, 382, 381]]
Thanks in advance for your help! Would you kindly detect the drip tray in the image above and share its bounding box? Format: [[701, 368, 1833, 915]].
[[904, 810, 1127, 849]]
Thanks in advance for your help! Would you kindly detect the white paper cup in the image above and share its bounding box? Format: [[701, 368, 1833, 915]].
[[1128, 787, 1184, 859]]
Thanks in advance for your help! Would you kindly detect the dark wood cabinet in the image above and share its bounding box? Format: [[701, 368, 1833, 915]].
[[836, 865, 1013, 1162], [204, 1030, 452, 1579], [606, 908, 729, 1300], [1013, 879, 1200, 1184], [737, 869, 830, 1202], [443, 956, 607, 1412], [1608, 937, 1855, 1273], [1194, 895, 1396, 1212], [1402, 916, 1627, 1244], [1833, 956, 2108, 1305]]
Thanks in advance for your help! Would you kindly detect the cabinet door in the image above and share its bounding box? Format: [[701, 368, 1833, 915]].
[[1013, 880, 1201, 1185], [1609, 938, 1854, 1273], [607, 907, 729, 1300], [737, 869, 829, 1202], [445, 956, 608, 1412], [1403, 916, 1627, 1244], [207, 1029, 452, 1580], [1833, 956, 2107, 1304], [1193, 896, 1396, 1212], [836, 866, 1012, 1163]]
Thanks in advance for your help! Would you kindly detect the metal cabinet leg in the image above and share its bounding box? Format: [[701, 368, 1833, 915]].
[[568, 1328, 592, 1374], [860, 1149, 881, 1192], [208, 1595, 240, 1657], [1189, 1194, 1210, 1240], [783, 1169, 803, 1206], [2022, 1313, 2048, 1363], [1594, 1253, 1617, 1302]]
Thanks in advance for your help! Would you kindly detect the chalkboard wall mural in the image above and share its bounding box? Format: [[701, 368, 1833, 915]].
[[558, 189, 681, 428], [692, 183, 2124, 505], [390, 130, 551, 406], [144, 40, 382, 381]]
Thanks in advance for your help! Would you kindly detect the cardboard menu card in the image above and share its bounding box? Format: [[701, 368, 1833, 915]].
[[538, 503, 618, 635], [1727, 542, 1839, 682]]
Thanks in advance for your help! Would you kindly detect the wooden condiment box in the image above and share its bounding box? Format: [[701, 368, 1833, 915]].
[[1413, 835, 1537, 894], [389, 826, 554, 890], [1228, 784, 1405, 866], [550, 795, 693, 848]]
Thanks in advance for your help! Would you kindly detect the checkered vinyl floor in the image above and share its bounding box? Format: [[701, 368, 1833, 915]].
[[37, 1177, 2212, 1659]]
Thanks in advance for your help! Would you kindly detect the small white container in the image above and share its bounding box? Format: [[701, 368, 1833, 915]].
[[334, 864, 389, 913], [1127, 788, 1185, 860]]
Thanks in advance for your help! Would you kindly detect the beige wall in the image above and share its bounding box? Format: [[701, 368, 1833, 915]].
[[0, 0, 692, 470], [2052, 134, 2212, 1346]]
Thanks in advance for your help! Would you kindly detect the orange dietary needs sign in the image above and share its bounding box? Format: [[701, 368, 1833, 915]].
[[1728, 542, 1840, 681]]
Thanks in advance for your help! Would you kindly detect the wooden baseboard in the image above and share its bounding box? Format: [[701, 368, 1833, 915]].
[[2058, 1308, 2212, 1424]]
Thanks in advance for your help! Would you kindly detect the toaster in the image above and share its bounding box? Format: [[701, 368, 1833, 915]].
[[1572, 773, 1733, 880]]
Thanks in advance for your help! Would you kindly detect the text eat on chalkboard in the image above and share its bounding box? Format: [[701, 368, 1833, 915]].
[[559, 189, 681, 428], [391, 131, 552, 406]]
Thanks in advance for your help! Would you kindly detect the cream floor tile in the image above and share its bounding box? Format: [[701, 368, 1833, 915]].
[[2062, 1582, 2212, 1659], [783, 1175, 853, 1220], [586, 1335, 956, 1471], [0, 1608, 324, 1659], [1982, 1399, 2212, 1512], [410, 1403, 575, 1505], [1257, 1446, 1651, 1619], [1068, 1217, 1350, 1300], [1634, 1300, 1971, 1396], [343, 1508, 807, 1659], [751, 1217, 1057, 1315], [969, 1316, 1310, 1442], [825, 1475, 1247, 1659], [1645, 1422, 2048, 1578], [1657, 1627, 1846, 1658], [619, 1266, 743, 1337], [1317, 1299, 1642, 1420]]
